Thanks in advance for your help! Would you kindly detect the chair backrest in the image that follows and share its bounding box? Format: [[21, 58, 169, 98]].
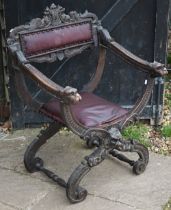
[[7, 4, 99, 63]]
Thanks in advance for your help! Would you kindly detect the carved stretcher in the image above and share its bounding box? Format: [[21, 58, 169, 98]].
[[7, 4, 167, 203]]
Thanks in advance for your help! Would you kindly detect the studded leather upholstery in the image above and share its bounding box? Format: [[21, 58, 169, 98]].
[[19, 21, 94, 59]]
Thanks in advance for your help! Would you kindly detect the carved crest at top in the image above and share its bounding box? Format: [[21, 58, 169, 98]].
[[42, 3, 98, 27], [9, 3, 99, 39]]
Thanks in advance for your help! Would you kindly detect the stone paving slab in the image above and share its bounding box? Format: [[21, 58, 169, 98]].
[[0, 168, 55, 210], [0, 203, 16, 210], [31, 190, 138, 210], [0, 129, 170, 210]]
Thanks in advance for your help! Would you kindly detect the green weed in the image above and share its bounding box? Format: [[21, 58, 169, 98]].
[[163, 197, 171, 210], [161, 125, 171, 138], [167, 54, 171, 64], [122, 123, 151, 147]]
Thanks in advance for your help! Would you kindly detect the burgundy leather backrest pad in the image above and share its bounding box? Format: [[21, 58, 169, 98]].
[[19, 21, 93, 58]]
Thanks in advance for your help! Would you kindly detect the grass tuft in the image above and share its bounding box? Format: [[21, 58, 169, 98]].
[[161, 125, 171, 138], [122, 123, 151, 147], [163, 197, 171, 210]]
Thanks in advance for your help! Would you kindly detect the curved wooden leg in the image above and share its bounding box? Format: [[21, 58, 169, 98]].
[[66, 147, 107, 203], [66, 164, 90, 203], [110, 139, 149, 175], [131, 141, 149, 175], [24, 122, 62, 173]]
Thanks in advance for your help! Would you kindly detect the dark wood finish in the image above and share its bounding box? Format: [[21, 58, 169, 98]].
[[14, 71, 42, 111], [106, 40, 167, 77], [7, 4, 167, 203], [5, 0, 169, 127], [82, 46, 106, 92]]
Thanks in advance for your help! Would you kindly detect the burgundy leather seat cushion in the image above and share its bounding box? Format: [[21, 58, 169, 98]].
[[40, 92, 128, 127]]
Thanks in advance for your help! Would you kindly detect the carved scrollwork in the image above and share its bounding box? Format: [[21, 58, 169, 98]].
[[85, 147, 107, 167], [62, 86, 82, 104], [83, 128, 120, 150], [61, 104, 87, 136]]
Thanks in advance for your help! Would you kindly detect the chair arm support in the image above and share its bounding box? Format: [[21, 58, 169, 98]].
[[82, 46, 106, 92], [21, 63, 82, 104], [99, 28, 168, 77], [9, 48, 81, 104]]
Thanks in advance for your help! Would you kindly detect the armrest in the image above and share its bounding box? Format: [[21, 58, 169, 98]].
[[22, 63, 82, 104], [99, 28, 168, 77], [9, 49, 81, 104]]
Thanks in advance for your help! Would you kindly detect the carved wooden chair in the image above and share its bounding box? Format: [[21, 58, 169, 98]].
[[7, 4, 167, 203]]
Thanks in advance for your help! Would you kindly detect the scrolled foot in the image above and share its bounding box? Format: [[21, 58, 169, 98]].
[[67, 185, 88, 204], [24, 122, 62, 173], [66, 164, 89, 203], [24, 156, 44, 173], [127, 141, 149, 174], [66, 147, 107, 203], [131, 141, 149, 165], [110, 138, 149, 174], [132, 160, 146, 175], [33, 157, 44, 170]]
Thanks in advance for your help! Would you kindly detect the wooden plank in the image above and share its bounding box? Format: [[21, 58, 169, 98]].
[[152, 0, 170, 125], [101, 0, 139, 32], [0, 0, 7, 121], [154, 0, 170, 63]]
